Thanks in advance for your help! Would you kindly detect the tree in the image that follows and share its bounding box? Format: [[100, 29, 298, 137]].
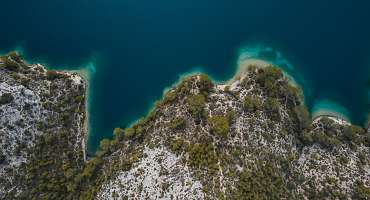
[[243, 96, 262, 112], [0, 93, 14, 105], [99, 139, 111, 153], [113, 127, 124, 141], [226, 110, 236, 124], [343, 125, 365, 144], [354, 180, 370, 200], [255, 66, 283, 97], [198, 74, 214, 95], [124, 127, 135, 139], [209, 115, 230, 138], [170, 117, 186, 130], [0, 55, 20, 71], [187, 94, 206, 119], [294, 105, 311, 130], [264, 98, 281, 121]]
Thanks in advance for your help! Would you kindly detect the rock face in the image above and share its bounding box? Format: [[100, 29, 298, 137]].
[[0, 53, 87, 199], [1, 53, 370, 200], [94, 66, 370, 199]]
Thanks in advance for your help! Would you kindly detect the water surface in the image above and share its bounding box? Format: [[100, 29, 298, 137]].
[[1, 1, 370, 152]]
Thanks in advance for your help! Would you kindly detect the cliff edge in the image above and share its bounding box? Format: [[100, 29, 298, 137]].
[[0, 52, 87, 199]]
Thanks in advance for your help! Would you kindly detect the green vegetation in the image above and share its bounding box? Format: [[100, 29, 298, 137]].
[[188, 142, 218, 172], [0, 52, 28, 71], [299, 117, 368, 149], [113, 127, 124, 142], [255, 66, 283, 97], [124, 127, 136, 139], [169, 138, 186, 154], [264, 97, 281, 121], [0, 55, 20, 71], [170, 117, 186, 130], [161, 74, 212, 106], [22, 130, 85, 199], [354, 181, 370, 200], [198, 74, 214, 95], [98, 139, 111, 155], [187, 94, 206, 119], [232, 160, 291, 199], [226, 109, 236, 124], [0, 93, 14, 106], [253, 66, 300, 108], [243, 96, 262, 112], [209, 115, 230, 138], [343, 125, 365, 143], [293, 105, 311, 130]]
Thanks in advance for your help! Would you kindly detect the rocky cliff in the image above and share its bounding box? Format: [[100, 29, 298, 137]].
[[92, 64, 370, 199], [0, 53, 369, 199], [0, 52, 87, 199]]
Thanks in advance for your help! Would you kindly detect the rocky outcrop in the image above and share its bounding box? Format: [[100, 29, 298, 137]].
[[0, 53, 87, 199], [1, 52, 369, 199], [94, 65, 370, 199]]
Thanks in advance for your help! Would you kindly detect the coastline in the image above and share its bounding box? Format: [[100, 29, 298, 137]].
[[69, 67, 93, 157], [74, 68, 90, 161], [311, 99, 351, 124], [2, 51, 361, 153], [229, 57, 351, 125]]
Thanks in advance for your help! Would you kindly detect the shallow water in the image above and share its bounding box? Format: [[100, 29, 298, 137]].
[[1, 1, 370, 153]]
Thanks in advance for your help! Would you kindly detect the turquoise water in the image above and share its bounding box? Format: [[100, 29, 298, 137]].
[[1, 1, 370, 153]]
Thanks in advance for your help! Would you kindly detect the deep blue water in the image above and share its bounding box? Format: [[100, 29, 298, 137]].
[[1, 0, 370, 153]]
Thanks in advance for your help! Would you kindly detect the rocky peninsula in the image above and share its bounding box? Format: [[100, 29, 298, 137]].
[[0, 52, 370, 199]]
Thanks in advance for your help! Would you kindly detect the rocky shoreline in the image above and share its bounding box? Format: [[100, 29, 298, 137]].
[[1, 52, 370, 199]]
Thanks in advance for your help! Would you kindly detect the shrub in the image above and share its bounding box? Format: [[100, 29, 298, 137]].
[[264, 97, 281, 121], [74, 95, 85, 103], [82, 157, 103, 178], [0, 93, 14, 105], [8, 51, 22, 63], [198, 74, 214, 95], [255, 66, 283, 97], [226, 110, 236, 124], [113, 127, 124, 141], [188, 142, 218, 172], [209, 115, 230, 138], [187, 94, 206, 118], [224, 85, 230, 93], [170, 138, 185, 154], [170, 117, 186, 130], [243, 96, 262, 112], [124, 127, 135, 139], [99, 139, 111, 154], [233, 160, 291, 199], [163, 90, 177, 104], [354, 181, 370, 200], [363, 134, 370, 147], [343, 125, 364, 142], [300, 130, 314, 145], [312, 131, 341, 149], [294, 105, 311, 130], [0, 55, 20, 71]]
